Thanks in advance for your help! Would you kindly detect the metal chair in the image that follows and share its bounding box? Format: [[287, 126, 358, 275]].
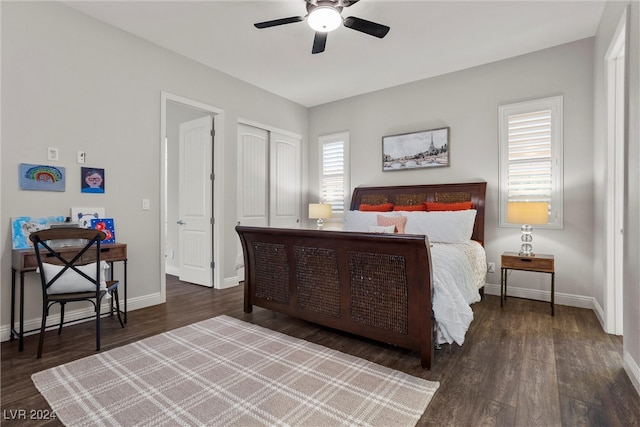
[[29, 227, 124, 358]]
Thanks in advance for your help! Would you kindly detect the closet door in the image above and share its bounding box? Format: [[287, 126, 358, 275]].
[[270, 132, 301, 228], [237, 124, 269, 228]]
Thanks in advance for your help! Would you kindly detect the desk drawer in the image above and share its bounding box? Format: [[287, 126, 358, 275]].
[[81, 245, 127, 263], [502, 254, 554, 272], [14, 243, 127, 271]]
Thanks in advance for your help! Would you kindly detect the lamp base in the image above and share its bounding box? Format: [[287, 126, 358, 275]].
[[316, 218, 324, 230], [519, 225, 534, 256]]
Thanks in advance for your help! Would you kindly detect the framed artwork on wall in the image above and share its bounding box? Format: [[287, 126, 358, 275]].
[[382, 127, 449, 171], [18, 163, 66, 191], [81, 167, 105, 194]]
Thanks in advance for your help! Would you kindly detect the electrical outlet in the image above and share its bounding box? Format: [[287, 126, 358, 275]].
[[487, 262, 496, 273], [48, 147, 59, 161]]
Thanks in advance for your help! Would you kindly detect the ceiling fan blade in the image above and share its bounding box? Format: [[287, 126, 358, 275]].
[[339, 0, 361, 6], [312, 32, 327, 54], [343, 16, 390, 38], [254, 16, 304, 29]]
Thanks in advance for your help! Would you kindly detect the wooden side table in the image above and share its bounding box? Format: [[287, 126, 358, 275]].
[[501, 252, 555, 315]]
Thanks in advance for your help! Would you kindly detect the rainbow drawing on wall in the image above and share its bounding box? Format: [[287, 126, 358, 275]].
[[19, 163, 66, 192]]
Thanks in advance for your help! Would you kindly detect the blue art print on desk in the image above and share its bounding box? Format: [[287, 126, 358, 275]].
[[11, 216, 66, 249], [19, 164, 66, 192], [91, 218, 116, 243]]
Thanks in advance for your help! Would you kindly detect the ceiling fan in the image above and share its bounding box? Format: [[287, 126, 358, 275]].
[[254, 0, 390, 54]]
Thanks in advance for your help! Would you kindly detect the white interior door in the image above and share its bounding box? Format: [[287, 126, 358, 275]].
[[237, 124, 269, 228], [604, 15, 626, 334], [236, 124, 269, 281], [178, 115, 213, 287], [270, 132, 301, 228]]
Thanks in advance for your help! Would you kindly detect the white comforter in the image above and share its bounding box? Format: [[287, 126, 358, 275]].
[[430, 241, 485, 345]]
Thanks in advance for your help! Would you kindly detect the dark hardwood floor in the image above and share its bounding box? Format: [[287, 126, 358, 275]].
[[2, 276, 639, 426]]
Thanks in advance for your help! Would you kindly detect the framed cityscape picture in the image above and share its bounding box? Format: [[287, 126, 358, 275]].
[[382, 127, 449, 171]]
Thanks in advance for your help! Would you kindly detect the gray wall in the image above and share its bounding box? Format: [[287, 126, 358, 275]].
[[309, 38, 595, 305], [1, 1, 308, 333]]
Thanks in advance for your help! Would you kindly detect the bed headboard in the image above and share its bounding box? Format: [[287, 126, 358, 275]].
[[349, 181, 487, 244]]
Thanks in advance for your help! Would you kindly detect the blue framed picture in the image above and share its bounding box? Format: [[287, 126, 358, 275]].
[[11, 216, 66, 249], [91, 218, 116, 243], [19, 164, 66, 192], [81, 167, 105, 194]]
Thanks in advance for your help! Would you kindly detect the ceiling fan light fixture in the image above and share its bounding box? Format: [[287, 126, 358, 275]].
[[308, 7, 342, 32]]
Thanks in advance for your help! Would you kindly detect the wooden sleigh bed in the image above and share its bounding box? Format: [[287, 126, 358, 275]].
[[236, 181, 486, 369]]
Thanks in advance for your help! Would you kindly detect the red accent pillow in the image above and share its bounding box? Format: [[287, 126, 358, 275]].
[[393, 204, 428, 211], [377, 215, 407, 233], [424, 201, 474, 211], [359, 203, 394, 212]]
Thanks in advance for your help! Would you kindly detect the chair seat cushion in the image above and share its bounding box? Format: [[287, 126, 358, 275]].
[[38, 261, 109, 295]]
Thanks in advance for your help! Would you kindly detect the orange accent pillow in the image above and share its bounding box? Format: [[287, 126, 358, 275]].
[[359, 203, 394, 212], [393, 204, 428, 211], [377, 215, 407, 233], [424, 201, 474, 211]]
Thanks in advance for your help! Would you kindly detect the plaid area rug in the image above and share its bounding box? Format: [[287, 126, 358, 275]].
[[32, 315, 438, 426]]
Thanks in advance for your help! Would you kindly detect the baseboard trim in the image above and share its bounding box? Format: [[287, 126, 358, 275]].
[[592, 298, 606, 331], [165, 266, 179, 276], [221, 276, 241, 290], [0, 292, 164, 343], [624, 351, 640, 398], [483, 282, 594, 309]]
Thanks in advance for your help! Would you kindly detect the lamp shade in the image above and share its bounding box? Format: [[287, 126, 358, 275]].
[[309, 203, 332, 219], [507, 202, 549, 225]]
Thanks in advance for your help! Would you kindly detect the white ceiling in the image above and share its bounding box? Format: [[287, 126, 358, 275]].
[[62, 0, 606, 107]]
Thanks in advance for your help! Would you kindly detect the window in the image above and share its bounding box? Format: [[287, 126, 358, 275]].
[[499, 96, 563, 228], [319, 131, 350, 216]]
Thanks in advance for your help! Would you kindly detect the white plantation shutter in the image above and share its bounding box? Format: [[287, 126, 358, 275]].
[[319, 132, 350, 216], [499, 96, 563, 228]]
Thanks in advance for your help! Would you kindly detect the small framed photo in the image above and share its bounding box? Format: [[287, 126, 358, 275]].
[[81, 167, 105, 194], [382, 127, 449, 171]]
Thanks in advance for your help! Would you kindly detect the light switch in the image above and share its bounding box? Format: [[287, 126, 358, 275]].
[[142, 199, 150, 210], [77, 151, 86, 164]]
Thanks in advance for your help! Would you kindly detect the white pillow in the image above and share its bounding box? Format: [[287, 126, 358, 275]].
[[38, 261, 109, 295], [403, 210, 477, 243], [368, 225, 396, 234], [343, 211, 400, 232]]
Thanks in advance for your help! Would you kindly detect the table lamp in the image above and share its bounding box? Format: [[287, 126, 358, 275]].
[[507, 201, 549, 256], [309, 203, 332, 229]]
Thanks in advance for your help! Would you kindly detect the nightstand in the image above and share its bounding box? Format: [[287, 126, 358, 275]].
[[500, 252, 555, 315]]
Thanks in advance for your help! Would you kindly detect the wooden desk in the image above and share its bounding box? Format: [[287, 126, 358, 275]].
[[11, 243, 127, 351], [500, 251, 555, 315]]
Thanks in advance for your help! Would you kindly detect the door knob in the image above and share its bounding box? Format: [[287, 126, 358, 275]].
[[177, 219, 185, 225]]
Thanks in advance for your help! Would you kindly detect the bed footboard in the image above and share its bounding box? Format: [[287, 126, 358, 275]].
[[236, 226, 435, 369]]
